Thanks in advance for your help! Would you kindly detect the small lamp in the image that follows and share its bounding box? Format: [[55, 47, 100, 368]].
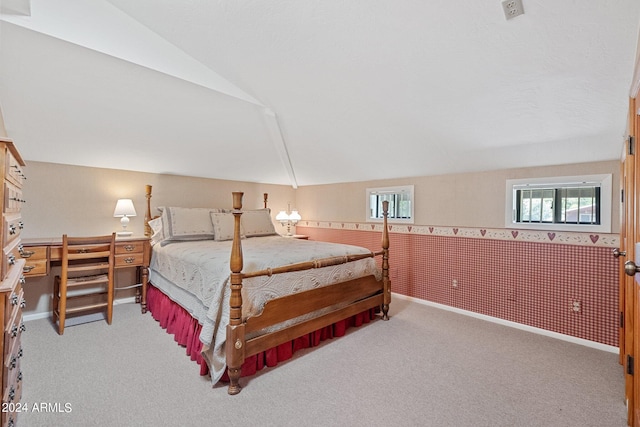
[[113, 199, 137, 236], [276, 205, 301, 236]]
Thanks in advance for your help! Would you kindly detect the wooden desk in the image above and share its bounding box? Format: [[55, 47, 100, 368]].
[[19, 236, 151, 313]]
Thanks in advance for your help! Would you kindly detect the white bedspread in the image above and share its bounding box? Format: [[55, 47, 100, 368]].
[[149, 235, 381, 383]]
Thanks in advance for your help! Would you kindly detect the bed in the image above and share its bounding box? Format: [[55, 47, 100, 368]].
[[142, 186, 391, 394]]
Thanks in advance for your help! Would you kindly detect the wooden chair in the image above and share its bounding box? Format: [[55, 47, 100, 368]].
[[53, 234, 116, 335]]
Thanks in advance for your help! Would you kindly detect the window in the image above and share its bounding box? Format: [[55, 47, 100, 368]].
[[366, 185, 414, 224], [505, 174, 612, 232]]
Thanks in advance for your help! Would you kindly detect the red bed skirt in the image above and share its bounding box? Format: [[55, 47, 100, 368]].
[[146, 284, 376, 381]]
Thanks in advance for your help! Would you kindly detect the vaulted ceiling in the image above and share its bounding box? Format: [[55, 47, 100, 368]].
[[1, 0, 639, 187]]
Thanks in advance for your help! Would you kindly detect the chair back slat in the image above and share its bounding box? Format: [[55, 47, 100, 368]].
[[54, 233, 116, 335], [67, 250, 111, 261], [68, 263, 111, 273]]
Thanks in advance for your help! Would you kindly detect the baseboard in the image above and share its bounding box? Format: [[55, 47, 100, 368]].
[[23, 296, 139, 322], [392, 293, 618, 354]]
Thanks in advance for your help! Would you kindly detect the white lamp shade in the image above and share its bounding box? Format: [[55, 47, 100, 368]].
[[289, 210, 301, 222], [275, 210, 289, 221], [113, 199, 137, 217]]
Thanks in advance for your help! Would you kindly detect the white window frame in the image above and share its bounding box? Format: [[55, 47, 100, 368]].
[[366, 185, 414, 224], [505, 174, 612, 233]]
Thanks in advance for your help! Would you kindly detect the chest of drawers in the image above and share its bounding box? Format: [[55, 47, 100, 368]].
[[0, 139, 26, 427]]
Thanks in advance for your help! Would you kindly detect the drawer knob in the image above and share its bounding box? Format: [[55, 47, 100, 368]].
[[8, 254, 15, 265], [124, 257, 135, 264], [23, 265, 34, 273], [20, 298, 26, 309], [123, 245, 135, 252], [10, 294, 17, 306]]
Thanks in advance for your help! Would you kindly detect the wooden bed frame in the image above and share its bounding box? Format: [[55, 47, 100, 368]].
[[144, 186, 391, 395]]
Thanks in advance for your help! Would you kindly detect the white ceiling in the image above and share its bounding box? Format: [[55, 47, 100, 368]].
[[1, 0, 639, 188]]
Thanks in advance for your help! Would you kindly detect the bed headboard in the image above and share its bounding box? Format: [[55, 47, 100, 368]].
[[143, 185, 270, 237]]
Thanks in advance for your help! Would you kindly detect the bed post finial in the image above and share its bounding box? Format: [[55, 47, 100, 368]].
[[381, 200, 391, 320], [144, 185, 153, 237], [263, 193, 268, 209], [227, 191, 245, 395]]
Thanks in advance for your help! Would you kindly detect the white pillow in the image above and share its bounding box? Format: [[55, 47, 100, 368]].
[[242, 209, 277, 237], [148, 217, 165, 246], [210, 212, 244, 241], [161, 207, 221, 243]]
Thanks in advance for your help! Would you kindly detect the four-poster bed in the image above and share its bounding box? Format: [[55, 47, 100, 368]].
[[142, 185, 391, 394]]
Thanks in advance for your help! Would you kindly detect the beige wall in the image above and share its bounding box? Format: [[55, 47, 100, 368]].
[[22, 161, 296, 239], [296, 160, 620, 232], [24, 159, 619, 237]]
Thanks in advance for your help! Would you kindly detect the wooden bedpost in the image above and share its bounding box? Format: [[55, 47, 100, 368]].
[[263, 193, 268, 209], [226, 191, 246, 395], [144, 185, 153, 237], [381, 200, 391, 320]]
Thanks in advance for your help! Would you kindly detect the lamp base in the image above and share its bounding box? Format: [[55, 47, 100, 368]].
[[116, 231, 133, 237]]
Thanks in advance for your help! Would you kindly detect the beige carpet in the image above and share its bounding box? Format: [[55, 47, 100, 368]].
[[19, 298, 626, 426]]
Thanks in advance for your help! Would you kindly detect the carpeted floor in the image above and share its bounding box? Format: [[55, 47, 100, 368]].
[[18, 298, 626, 426]]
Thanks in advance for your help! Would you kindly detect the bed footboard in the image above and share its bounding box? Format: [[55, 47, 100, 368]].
[[226, 192, 390, 395]]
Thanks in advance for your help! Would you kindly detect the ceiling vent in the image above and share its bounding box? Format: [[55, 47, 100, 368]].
[[502, 0, 524, 20]]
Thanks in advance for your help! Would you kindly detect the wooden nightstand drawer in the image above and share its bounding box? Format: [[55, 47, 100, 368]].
[[14, 245, 48, 277], [115, 239, 148, 268], [18, 245, 47, 261], [115, 253, 144, 267], [22, 259, 47, 277], [116, 241, 144, 255]]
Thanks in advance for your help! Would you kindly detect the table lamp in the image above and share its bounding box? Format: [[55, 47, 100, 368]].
[[113, 199, 137, 236], [276, 206, 301, 236]]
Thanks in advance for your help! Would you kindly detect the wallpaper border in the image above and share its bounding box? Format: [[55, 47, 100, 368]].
[[297, 220, 619, 247]]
